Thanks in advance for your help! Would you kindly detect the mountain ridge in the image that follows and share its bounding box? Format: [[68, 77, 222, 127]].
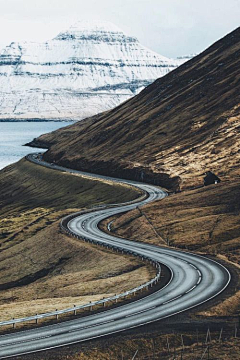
[[0, 21, 187, 121]]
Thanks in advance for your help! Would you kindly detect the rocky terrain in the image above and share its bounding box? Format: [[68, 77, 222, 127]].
[[32, 27, 240, 191], [0, 21, 186, 121]]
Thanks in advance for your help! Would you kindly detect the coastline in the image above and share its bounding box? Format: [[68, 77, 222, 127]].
[[0, 121, 73, 170]]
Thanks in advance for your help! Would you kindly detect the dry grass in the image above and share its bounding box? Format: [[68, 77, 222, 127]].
[[107, 181, 240, 318], [15, 329, 240, 360], [112, 181, 240, 264], [198, 290, 240, 317], [0, 159, 153, 323], [0, 158, 141, 252]]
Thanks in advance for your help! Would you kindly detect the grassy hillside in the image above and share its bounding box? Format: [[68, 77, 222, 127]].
[[107, 180, 240, 318], [0, 159, 153, 322], [112, 182, 240, 260], [30, 27, 240, 190]]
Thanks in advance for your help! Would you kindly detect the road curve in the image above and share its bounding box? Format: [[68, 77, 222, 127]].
[[0, 154, 231, 358]]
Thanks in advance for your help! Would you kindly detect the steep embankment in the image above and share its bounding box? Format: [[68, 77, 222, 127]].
[[31, 27, 240, 191], [0, 159, 153, 321]]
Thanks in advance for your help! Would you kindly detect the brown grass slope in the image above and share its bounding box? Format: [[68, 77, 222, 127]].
[[110, 180, 240, 317], [0, 160, 152, 321], [31, 27, 240, 190]]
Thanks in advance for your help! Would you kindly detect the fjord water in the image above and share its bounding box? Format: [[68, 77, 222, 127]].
[[0, 122, 72, 170]]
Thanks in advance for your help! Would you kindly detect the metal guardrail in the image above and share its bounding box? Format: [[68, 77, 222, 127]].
[[0, 168, 161, 329], [0, 211, 161, 328], [0, 221, 161, 327], [0, 267, 160, 327]]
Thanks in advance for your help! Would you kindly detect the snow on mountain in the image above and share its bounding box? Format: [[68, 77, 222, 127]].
[[0, 21, 189, 121]]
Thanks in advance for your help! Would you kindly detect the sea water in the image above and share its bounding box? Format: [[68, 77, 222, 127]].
[[0, 122, 73, 170]]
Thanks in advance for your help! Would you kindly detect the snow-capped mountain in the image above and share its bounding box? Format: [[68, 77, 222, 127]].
[[0, 21, 188, 121]]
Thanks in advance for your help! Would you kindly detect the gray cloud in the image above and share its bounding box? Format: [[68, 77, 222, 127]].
[[0, 0, 239, 57]]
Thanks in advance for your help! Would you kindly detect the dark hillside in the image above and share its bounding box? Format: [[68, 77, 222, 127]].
[[31, 27, 240, 190]]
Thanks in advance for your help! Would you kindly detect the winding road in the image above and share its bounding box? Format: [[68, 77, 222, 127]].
[[0, 154, 231, 358]]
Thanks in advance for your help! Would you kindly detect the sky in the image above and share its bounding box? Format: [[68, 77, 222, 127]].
[[0, 0, 239, 58]]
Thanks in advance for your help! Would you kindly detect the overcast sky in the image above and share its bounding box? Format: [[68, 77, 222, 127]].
[[0, 0, 239, 57]]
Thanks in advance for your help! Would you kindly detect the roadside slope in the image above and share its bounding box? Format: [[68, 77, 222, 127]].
[[0, 159, 152, 321], [109, 180, 240, 317]]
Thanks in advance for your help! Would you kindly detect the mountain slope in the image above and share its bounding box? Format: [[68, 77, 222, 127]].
[[0, 21, 186, 121], [32, 27, 240, 190]]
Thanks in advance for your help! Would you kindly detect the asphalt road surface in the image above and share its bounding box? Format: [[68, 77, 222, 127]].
[[0, 154, 231, 358]]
